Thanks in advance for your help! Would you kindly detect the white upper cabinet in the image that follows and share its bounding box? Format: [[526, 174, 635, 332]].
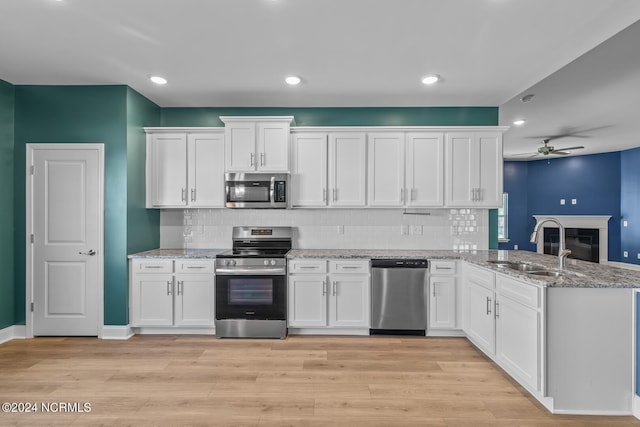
[[329, 133, 367, 207], [367, 133, 405, 207], [445, 132, 503, 207], [221, 116, 294, 172], [146, 131, 225, 208], [291, 133, 329, 207], [406, 133, 444, 207]]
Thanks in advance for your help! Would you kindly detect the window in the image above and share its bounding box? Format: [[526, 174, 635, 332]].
[[497, 193, 509, 242]]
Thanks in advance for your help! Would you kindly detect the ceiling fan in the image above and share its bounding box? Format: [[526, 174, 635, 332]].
[[536, 138, 585, 156]]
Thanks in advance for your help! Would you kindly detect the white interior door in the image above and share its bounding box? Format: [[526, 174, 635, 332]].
[[28, 145, 103, 336]]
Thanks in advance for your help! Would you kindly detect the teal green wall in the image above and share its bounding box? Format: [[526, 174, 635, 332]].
[[126, 87, 161, 255], [161, 107, 498, 127], [0, 80, 15, 329], [14, 86, 129, 325]]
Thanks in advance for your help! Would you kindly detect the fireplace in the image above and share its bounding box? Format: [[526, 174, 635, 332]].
[[533, 215, 611, 264], [543, 227, 599, 263]]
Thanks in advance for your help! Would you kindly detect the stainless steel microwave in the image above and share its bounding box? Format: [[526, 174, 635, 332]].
[[225, 173, 289, 209]]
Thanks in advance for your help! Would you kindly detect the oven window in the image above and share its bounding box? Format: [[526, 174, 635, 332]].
[[228, 278, 273, 305], [228, 184, 270, 202]]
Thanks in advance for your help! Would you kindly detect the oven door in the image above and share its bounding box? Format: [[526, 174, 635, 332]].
[[215, 274, 286, 320]]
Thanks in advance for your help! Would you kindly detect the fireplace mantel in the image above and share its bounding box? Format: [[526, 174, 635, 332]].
[[532, 215, 611, 264]]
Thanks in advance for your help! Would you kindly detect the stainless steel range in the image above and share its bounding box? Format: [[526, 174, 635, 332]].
[[214, 226, 292, 339]]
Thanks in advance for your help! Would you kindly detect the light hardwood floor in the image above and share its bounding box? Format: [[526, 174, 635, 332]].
[[0, 335, 638, 426]]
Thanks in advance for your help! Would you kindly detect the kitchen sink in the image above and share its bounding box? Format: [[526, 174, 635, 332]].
[[487, 260, 544, 272], [525, 270, 563, 277]]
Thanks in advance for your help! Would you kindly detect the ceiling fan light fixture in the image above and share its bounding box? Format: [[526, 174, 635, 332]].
[[520, 94, 535, 103], [421, 74, 440, 85], [513, 119, 526, 126]]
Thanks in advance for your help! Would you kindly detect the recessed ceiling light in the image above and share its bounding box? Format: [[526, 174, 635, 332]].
[[513, 119, 526, 126], [150, 76, 167, 85], [520, 94, 535, 103], [421, 75, 440, 85], [285, 76, 301, 85]]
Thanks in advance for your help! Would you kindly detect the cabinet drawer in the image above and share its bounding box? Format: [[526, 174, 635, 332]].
[[496, 274, 540, 309], [465, 264, 495, 290], [133, 259, 174, 273], [176, 259, 215, 274], [289, 259, 328, 274], [430, 260, 456, 275], [329, 259, 370, 274]]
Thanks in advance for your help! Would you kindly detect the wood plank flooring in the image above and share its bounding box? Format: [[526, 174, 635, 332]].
[[0, 335, 638, 426]]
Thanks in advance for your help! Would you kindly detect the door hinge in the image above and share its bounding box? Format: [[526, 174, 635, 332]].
[[30, 165, 34, 175], [30, 302, 34, 312], [30, 234, 34, 244]]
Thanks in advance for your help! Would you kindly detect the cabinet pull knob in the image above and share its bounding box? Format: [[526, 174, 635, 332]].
[[486, 296, 492, 315]]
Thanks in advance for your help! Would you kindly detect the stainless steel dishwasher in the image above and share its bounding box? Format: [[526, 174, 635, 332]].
[[370, 259, 429, 336]]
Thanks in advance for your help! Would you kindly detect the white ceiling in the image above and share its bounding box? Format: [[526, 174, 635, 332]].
[[1, 0, 640, 159]]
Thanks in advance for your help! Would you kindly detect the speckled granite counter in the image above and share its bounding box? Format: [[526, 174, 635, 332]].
[[128, 248, 227, 259], [287, 249, 640, 289]]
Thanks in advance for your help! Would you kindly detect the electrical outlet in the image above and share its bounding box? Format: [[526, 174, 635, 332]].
[[560, 199, 566, 205], [412, 225, 423, 235], [623, 251, 629, 258], [571, 199, 577, 205], [637, 253, 640, 260], [514, 244, 519, 250], [623, 220, 628, 227]]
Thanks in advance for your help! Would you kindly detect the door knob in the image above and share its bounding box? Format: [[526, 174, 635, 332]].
[[79, 249, 96, 256]]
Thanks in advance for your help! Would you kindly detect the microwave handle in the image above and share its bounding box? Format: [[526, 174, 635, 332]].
[[269, 176, 275, 206]]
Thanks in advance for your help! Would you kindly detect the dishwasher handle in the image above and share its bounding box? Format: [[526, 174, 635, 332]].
[[371, 259, 428, 269]]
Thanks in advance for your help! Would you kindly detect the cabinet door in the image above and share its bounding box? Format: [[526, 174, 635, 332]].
[[147, 134, 187, 207], [445, 132, 476, 207], [257, 122, 290, 172], [476, 132, 503, 207], [429, 276, 456, 330], [187, 133, 225, 207], [367, 133, 405, 207], [329, 133, 367, 207], [465, 281, 495, 355], [291, 133, 328, 207], [131, 274, 174, 326], [406, 133, 444, 207], [495, 296, 540, 391], [329, 275, 370, 328], [174, 274, 215, 327], [225, 122, 256, 172], [288, 275, 328, 327]]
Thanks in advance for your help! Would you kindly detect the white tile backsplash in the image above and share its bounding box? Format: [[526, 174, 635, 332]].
[[160, 208, 489, 250]]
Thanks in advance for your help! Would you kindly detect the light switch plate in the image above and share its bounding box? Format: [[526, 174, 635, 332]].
[[624, 251, 629, 258], [623, 220, 628, 227], [571, 199, 577, 205], [560, 199, 566, 205]]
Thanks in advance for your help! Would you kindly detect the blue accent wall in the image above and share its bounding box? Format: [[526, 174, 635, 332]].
[[500, 154, 622, 262], [0, 79, 15, 329], [621, 147, 640, 266]]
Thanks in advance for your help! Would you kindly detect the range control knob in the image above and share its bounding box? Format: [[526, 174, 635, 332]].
[[263, 260, 269, 266], [231, 260, 237, 266], [224, 260, 230, 266], [270, 259, 277, 266]]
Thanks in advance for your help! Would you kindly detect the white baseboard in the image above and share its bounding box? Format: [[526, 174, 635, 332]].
[[427, 329, 465, 337], [609, 261, 640, 271], [634, 395, 640, 420], [287, 328, 370, 336], [131, 327, 215, 335], [0, 325, 26, 344], [552, 408, 632, 416], [101, 325, 134, 340]]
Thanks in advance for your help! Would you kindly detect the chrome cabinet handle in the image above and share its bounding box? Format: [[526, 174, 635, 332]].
[[486, 296, 492, 315], [79, 249, 96, 256], [181, 188, 186, 202], [250, 152, 255, 167], [332, 281, 337, 296], [190, 188, 196, 202], [322, 281, 326, 296], [167, 281, 173, 296], [177, 281, 183, 296], [495, 300, 500, 319], [260, 152, 265, 166], [432, 283, 437, 297]]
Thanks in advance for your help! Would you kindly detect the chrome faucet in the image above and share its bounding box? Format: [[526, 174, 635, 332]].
[[530, 218, 571, 269]]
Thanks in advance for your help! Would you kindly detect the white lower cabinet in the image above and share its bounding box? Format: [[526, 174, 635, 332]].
[[288, 259, 370, 332], [130, 259, 215, 329], [463, 263, 542, 394], [428, 260, 457, 331]]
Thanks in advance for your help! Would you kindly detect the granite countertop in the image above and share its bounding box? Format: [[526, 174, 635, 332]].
[[288, 249, 640, 289], [128, 248, 227, 259]]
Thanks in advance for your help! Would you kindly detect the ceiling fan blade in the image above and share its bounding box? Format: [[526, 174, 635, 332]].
[[510, 152, 539, 157], [554, 146, 584, 151], [551, 151, 570, 155]]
